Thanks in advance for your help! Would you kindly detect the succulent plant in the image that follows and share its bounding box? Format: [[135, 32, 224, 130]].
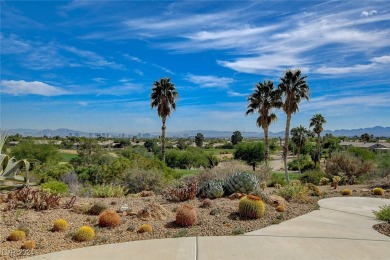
[[260, 181, 267, 191], [176, 204, 197, 227], [373, 188, 385, 196], [276, 205, 286, 212], [200, 198, 212, 208], [238, 195, 265, 219], [137, 224, 153, 233], [52, 219, 69, 232], [8, 230, 26, 241], [98, 210, 121, 228], [88, 201, 109, 215], [319, 177, 330, 186], [332, 176, 342, 189], [274, 183, 282, 190], [74, 226, 95, 242], [341, 189, 352, 196], [224, 172, 260, 195], [21, 240, 36, 250], [198, 180, 224, 199], [290, 180, 301, 187], [305, 183, 322, 196]]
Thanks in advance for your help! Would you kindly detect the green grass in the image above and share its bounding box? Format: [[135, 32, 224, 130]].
[[272, 171, 301, 181], [60, 153, 78, 162]]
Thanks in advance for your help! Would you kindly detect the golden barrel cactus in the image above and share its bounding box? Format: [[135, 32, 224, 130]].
[[239, 195, 265, 219]]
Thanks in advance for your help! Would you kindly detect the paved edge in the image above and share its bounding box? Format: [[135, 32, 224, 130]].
[[26, 197, 390, 260]]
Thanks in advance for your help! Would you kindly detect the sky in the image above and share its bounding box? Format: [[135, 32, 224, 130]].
[[1, 0, 390, 134]]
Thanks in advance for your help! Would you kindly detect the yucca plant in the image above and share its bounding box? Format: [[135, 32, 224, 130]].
[[0, 132, 38, 190]]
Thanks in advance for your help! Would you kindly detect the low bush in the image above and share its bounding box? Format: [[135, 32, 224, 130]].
[[299, 170, 326, 185], [288, 155, 315, 172], [91, 184, 126, 198], [41, 181, 69, 194], [163, 181, 198, 202], [165, 148, 218, 169], [373, 205, 390, 222], [347, 147, 376, 161], [277, 183, 310, 202], [122, 169, 167, 194], [319, 177, 330, 186], [325, 152, 375, 183], [268, 173, 286, 187]]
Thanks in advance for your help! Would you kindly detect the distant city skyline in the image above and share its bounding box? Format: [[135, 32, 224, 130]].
[[1, 1, 390, 133]]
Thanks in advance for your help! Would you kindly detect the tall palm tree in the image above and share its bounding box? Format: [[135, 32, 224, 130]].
[[291, 125, 310, 173], [310, 114, 326, 167], [151, 78, 178, 162], [277, 69, 310, 184], [246, 80, 282, 164]]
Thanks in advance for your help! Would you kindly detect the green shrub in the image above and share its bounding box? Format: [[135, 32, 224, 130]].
[[373, 205, 390, 222], [299, 170, 326, 185], [277, 183, 310, 201], [234, 142, 265, 170], [91, 184, 126, 198], [347, 147, 376, 161], [268, 173, 286, 187], [165, 148, 217, 169], [41, 181, 69, 194], [325, 152, 375, 183], [122, 169, 167, 194], [288, 155, 315, 172]]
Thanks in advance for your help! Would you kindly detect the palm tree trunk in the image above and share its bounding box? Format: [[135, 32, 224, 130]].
[[316, 133, 320, 168], [297, 146, 301, 173], [283, 114, 291, 184], [161, 117, 166, 163], [264, 125, 269, 165]]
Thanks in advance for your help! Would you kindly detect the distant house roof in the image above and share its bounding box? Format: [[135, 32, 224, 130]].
[[340, 141, 390, 150]]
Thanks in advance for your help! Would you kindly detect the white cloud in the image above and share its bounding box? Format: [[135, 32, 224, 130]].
[[371, 55, 390, 64], [227, 91, 248, 97], [78, 101, 88, 106], [186, 74, 234, 88], [134, 69, 144, 76], [92, 77, 106, 83], [1, 80, 69, 96], [361, 10, 378, 17]]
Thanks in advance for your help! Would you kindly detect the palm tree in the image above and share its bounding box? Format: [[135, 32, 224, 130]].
[[151, 78, 178, 162], [277, 69, 310, 184], [310, 114, 326, 167], [291, 125, 310, 173], [246, 80, 282, 164]]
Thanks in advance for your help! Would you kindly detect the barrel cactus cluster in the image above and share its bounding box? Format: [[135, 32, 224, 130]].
[[224, 172, 260, 195], [238, 195, 265, 219]]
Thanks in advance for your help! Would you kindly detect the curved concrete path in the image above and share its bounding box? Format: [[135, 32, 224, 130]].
[[28, 197, 390, 260]]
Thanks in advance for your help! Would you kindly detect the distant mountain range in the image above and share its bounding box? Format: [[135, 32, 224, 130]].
[[6, 126, 390, 138]]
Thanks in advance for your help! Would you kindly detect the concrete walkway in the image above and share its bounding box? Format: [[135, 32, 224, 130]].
[[28, 197, 390, 260]]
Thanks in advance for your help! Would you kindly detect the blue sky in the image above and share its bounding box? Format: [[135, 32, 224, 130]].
[[1, 0, 389, 134]]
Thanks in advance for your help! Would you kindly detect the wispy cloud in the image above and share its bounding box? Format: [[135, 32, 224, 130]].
[[123, 54, 174, 75], [1, 80, 70, 96], [186, 74, 234, 88], [0, 34, 122, 70], [78, 101, 88, 106]]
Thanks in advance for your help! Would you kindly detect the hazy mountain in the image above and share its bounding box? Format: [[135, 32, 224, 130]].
[[7, 126, 390, 138]]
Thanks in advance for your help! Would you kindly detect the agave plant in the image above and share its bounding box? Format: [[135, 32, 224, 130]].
[[0, 132, 37, 190]]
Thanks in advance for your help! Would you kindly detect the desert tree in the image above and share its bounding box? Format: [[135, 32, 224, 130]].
[[246, 80, 282, 164], [195, 133, 204, 148], [310, 114, 326, 167], [277, 69, 310, 183], [231, 131, 243, 145], [151, 78, 178, 162], [291, 125, 310, 173]]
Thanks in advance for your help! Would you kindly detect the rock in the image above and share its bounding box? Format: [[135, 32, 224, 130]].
[[361, 189, 370, 192], [229, 193, 244, 200], [136, 203, 169, 220], [137, 208, 151, 219], [267, 195, 287, 207], [118, 204, 129, 213]]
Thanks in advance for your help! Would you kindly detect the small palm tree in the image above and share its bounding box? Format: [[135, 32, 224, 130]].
[[310, 114, 326, 167], [151, 78, 178, 162], [278, 69, 310, 183], [291, 125, 310, 173], [246, 80, 282, 163]]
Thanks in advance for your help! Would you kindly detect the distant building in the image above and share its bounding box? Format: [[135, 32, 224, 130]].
[[340, 141, 390, 152]]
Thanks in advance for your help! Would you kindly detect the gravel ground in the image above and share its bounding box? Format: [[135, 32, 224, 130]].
[[0, 186, 389, 259], [373, 223, 390, 237]]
